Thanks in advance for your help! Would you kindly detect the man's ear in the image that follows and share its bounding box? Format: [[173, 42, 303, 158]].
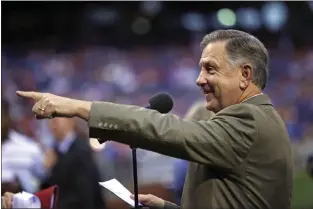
[[239, 64, 253, 89]]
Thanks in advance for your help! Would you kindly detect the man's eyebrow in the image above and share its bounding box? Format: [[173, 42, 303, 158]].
[[199, 60, 218, 68]]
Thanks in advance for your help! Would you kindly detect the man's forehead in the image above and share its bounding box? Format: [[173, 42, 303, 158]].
[[201, 41, 227, 58], [199, 41, 227, 65]]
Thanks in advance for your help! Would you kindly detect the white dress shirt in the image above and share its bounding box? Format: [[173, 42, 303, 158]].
[[2, 130, 44, 193]]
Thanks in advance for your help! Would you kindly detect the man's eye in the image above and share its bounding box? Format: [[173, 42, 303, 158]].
[[207, 67, 215, 74]]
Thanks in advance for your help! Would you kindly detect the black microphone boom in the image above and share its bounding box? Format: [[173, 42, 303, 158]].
[[132, 92, 173, 209], [95, 93, 174, 208]]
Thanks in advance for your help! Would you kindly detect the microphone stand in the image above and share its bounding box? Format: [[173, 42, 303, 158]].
[[131, 146, 141, 209]]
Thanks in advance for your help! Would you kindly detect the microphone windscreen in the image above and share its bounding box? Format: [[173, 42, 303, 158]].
[[148, 92, 174, 113]]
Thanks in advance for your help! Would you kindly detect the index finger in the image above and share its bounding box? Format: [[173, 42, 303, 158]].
[[16, 91, 43, 101]]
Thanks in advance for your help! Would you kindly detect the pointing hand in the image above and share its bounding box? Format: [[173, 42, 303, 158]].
[[16, 91, 80, 119]]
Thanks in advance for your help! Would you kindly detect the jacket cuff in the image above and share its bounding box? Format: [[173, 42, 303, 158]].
[[163, 201, 180, 209]]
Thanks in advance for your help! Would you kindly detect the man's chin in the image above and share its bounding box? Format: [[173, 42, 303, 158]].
[[205, 101, 220, 113]]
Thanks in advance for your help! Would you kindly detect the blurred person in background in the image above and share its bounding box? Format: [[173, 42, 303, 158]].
[[33, 117, 106, 209], [172, 101, 215, 204], [293, 123, 313, 170], [1, 99, 43, 195]]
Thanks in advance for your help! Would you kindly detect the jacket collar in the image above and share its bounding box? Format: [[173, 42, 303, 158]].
[[241, 93, 273, 106]]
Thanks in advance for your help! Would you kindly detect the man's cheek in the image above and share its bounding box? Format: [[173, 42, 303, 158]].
[[213, 85, 221, 97]]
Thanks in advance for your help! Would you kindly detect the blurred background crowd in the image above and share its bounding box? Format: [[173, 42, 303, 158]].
[[1, 1, 313, 209]]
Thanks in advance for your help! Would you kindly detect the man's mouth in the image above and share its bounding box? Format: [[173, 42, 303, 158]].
[[202, 86, 214, 95]]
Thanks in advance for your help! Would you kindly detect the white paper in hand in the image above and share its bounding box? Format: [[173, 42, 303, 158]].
[[12, 191, 41, 208], [99, 179, 142, 207]]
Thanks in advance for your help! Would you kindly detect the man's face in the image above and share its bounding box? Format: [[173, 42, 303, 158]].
[[197, 41, 246, 112]]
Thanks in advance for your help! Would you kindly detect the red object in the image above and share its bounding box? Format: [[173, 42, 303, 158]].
[[34, 186, 59, 209]]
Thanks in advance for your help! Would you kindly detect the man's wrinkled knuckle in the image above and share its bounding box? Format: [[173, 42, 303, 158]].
[[48, 100, 54, 106]]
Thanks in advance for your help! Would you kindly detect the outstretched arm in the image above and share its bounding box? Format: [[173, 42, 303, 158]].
[[16, 91, 256, 173], [87, 101, 256, 173]]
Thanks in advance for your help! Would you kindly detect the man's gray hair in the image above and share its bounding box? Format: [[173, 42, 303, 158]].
[[200, 29, 269, 90]]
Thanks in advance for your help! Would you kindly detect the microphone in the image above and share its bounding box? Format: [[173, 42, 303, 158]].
[[146, 92, 174, 113], [132, 92, 173, 209], [95, 93, 174, 209]]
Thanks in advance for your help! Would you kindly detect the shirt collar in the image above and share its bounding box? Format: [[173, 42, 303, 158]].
[[240, 93, 263, 104]]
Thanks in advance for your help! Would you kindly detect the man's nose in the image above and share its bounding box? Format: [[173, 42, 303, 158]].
[[196, 72, 206, 86]]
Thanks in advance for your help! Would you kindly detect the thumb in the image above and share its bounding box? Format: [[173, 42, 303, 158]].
[[130, 194, 149, 202], [16, 91, 42, 101]]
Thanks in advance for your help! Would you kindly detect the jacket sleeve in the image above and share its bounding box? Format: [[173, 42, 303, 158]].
[[163, 201, 180, 209], [88, 102, 257, 173]]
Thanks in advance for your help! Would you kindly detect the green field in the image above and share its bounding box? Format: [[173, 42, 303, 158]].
[[292, 171, 313, 209]]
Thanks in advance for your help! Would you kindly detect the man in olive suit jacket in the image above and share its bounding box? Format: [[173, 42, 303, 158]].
[[172, 101, 215, 203], [17, 29, 294, 209]]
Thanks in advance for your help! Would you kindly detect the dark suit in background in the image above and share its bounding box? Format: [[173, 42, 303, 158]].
[[41, 136, 106, 209]]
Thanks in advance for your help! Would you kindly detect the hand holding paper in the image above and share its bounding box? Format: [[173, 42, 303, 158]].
[[99, 179, 166, 209], [99, 178, 142, 207], [131, 193, 165, 209]]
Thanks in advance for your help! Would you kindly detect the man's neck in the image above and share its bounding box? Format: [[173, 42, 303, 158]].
[[238, 85, 262, 103]]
